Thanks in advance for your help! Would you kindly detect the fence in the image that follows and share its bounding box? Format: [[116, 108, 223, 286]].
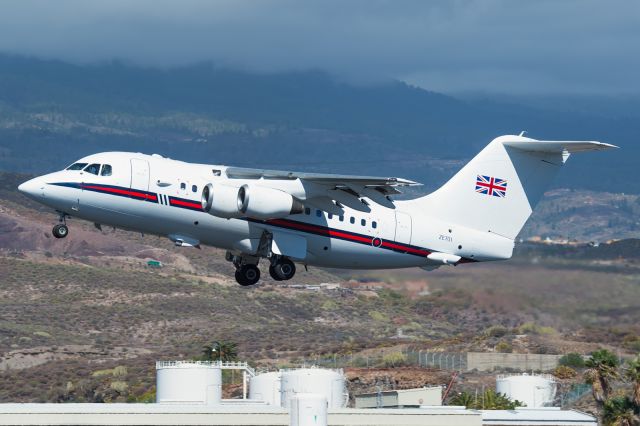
[[293, 349, 561, 372]]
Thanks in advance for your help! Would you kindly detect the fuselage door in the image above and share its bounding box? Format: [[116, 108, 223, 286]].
[[130, 159, 150, 191], [394, 211, 412, 244]]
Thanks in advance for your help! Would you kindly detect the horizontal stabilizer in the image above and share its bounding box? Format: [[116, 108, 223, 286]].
[[503, 140, 618, 153]]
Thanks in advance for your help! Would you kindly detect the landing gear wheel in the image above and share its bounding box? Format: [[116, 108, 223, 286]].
[[52, 224, 69, 239], [272, 258, 296, 281], [269, 265, 284, 281], [235, 265, 260, 286]]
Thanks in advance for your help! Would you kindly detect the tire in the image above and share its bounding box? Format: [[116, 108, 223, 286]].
[[269, 265, 284, 281], [52, 224, 69, 239], [235, 264, 260, 286], [273, 258, 296, 281]]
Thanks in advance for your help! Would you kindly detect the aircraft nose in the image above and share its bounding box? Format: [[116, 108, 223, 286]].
[[18, 177, 45, 199]]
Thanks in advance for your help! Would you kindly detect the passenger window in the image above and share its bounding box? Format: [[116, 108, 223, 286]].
[[361, 219, 366, 226], [84, 163, 100, 175], [339, 216, 344, 222], [316, 210, 322, 217], [372, 221, 377, 229], [100, 164, 112, 176], [192, 185, 197, 193], [67, 162, 88, 171], [328, 213, 333, 219], [180, 183, 186, 190], [350, 217, 355, 224], [304, 207, 311, 215]]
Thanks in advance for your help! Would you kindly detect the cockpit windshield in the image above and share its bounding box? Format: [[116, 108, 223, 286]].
[[66, 162, 88, 171], [84, 164, 101, 175]]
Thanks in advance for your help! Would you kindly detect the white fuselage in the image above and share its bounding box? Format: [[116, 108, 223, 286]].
[[18, 151, 515, 270]]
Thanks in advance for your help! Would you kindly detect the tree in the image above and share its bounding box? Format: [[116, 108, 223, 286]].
[[448, 390, 524, 410], [602, 396, 638, 426], [202, 341, 238, 362], [584, 349, 620, 404], [624, 355, 640, 408]]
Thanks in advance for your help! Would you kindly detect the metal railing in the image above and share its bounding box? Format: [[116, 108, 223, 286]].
[[156, 360, 255, 377]]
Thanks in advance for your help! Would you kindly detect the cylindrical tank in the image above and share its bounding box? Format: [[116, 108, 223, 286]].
[[280, 368, 346, 409], [289, 393, 328, 426], [156, 361, 222, 405], [496, 374, 556, 408], [249, 371, 282, 406]]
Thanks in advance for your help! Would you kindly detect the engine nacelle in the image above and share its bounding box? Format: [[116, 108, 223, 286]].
[[237, 184, 304, 220], [201, 183, 243, 219]]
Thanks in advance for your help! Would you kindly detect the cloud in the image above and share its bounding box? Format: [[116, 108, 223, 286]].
[[0, 0, 638, 94]]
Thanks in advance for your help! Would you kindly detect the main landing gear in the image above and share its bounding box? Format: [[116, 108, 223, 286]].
[[226, 252, 297, 286], [235, 264, 260, 287], [269, 258, 296, 281], [52, 212, 70, 239]]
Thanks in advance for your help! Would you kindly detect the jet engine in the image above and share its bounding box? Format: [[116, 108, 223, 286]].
[[201, 183, 243, 218], [237, 184, 304, 220], [201, 183, 304, 220]]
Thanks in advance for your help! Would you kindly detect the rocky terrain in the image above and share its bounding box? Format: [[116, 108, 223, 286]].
[[0, 171, 638, 408]]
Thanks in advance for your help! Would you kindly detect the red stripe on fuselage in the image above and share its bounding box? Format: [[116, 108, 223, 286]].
[[267, 218, 429, 256], [169, 198, 202, 209], [82, 184, 157, 201]]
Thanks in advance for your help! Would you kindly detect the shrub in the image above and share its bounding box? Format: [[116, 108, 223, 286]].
[[382, 351, 407, 367], [559, 353, 585, 368], [485, 325, 509, 338], [495, 341, 513, 353], [553, 365, 577, 379], [110, 381, 128, 393]]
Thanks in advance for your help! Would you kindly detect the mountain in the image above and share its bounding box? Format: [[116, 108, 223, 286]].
[[0, 54, 636, 192]]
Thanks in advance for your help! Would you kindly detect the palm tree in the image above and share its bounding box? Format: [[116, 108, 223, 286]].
[[202, 341, 238, 362], [602, 396, 638, 426], [584, 349, 620, 405], [624, 355, 640, 409]]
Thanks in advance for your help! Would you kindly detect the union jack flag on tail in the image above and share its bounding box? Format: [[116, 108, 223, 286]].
[[476, 175, 507, 197]]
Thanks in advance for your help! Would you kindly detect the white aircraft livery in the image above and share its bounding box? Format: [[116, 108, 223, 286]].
[[18, 134, 616, 286]]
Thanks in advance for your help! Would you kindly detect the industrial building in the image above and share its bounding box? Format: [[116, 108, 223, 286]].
[[0, 361, 597, 426], [354, 386, 443, 408]]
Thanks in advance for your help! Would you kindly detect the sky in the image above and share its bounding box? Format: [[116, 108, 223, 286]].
[[0, 0, 638, 95]]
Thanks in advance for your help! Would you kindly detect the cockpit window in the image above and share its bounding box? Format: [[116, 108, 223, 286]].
[[84, 163, 101, 175], [101, 164, 112, 176], [66, 162, 88, 171]]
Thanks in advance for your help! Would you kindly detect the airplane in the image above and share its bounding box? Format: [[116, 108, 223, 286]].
[[18, 134, 616, 286]]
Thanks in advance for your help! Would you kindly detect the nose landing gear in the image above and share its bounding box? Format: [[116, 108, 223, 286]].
[[52, 212, 70, 239], [52, 224, 69, 239]]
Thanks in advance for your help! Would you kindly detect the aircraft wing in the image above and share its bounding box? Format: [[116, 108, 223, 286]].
[[224, 167, 421, 211]]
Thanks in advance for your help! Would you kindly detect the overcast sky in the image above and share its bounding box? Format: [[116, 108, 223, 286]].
[[0, 0, 638, 95]]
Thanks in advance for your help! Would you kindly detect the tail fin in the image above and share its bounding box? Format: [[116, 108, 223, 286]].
[[413, 135, 617, 240]]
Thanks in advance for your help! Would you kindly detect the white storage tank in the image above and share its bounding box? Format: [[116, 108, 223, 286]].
[[496, 373, 556, 408], [289, 393, 328, 426], [156, 361, 222, 405], [249, 371, 282, 406], [280, 368, 346, 409]]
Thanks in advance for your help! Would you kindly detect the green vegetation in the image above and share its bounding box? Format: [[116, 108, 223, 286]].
[[449, 389, 524, 410], [560, 353, 586, 368], [202, 341, 238, 362], [381, 352, 407, 367], [583, 350, 640, 425]]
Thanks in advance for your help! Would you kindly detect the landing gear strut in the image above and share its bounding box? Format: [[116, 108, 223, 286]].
[[269, 257, 296, 281], [52, 212, 69, 239]]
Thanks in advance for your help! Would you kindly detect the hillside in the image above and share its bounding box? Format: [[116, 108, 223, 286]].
[[1, 173, 639, 403], [0, 54, 635, 193]]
